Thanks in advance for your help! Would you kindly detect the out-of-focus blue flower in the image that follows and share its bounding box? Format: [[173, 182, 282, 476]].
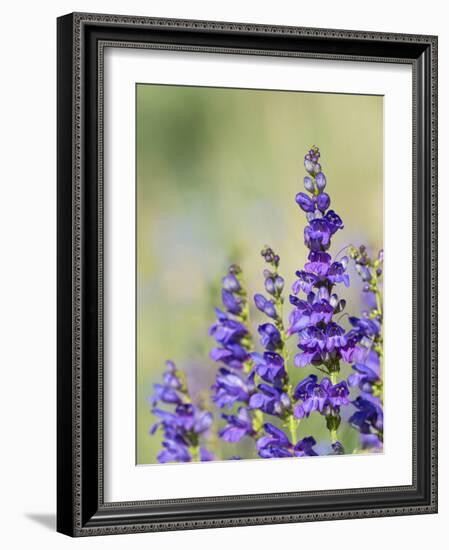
[[219, 407, 255, 443], [222, 289, 243, 315], [150, 360, 186, 406], [331, 441, 345, 455], [349, 394, 383, 436], [150, 365, 215, 463], [210, 343, 248, 370], [348, 362, 380, 393], [222, 272, 241, 292], [200, 448, 215, 461], [348, 246, 384, 450], [157, 437, 192, 463], [348, 316, 381, 339], [212, 367, 255, 408], [254, 293, 277, 319], [210, 265, 252, 369], [209, 312, 248, 346]]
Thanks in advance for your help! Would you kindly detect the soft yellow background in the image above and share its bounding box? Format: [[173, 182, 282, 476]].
[[136, 84, 383, 464]]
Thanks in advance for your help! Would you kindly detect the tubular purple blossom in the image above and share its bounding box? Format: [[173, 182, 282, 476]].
[[347, 246, 384, 450], [150, 361, 214, 463]]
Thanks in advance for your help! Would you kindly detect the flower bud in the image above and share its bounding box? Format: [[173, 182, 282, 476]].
[[316, 172, 326, 191], [316, 192, 330, 212], [326, 413, 341, 432], [295, 192, 315, 212], [222, 273, 240, 292], [304, 159, 315, 174], [274, 275, 284, 293], [304, 176, 315, 193], [264, 277, 275, 295]]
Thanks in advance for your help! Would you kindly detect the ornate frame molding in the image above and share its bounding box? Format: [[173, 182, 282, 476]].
[[57, 12, 438, 537]]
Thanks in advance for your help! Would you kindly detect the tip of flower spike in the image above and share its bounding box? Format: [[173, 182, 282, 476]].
[[304, 146, 322, 176], [228, 263, 242, 275], [261, 245, 280, 268]]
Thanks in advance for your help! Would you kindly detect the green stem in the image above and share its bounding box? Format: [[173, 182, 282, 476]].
[[288, 414, 299, 445], [190, 445, 200, 462], [329, 371, 338, 444]]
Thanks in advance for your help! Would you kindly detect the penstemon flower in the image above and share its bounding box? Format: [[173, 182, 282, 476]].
[[210, 266, 263, 445], [289, 146, 356, 448], [250, 247, 306, 450], [149, 145, 384, 463], [150, 361, 214, 462], [347, 246, 384, 450], [257, 423, 317, 458]]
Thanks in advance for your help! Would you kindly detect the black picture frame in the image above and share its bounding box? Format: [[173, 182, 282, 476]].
[[57, 12, 438, 537]]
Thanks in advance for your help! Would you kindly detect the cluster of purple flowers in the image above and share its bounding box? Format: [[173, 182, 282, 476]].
[[257, 423, 317, 458], [149, 146, 384, 463], [250, 247, 291, 419], [209, 265, 262, 445], [347, 247, 384, 449], [150, 361, 214, 462]]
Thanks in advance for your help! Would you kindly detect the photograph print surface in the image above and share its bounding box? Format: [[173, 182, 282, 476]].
[[136, 84, 384, 465]]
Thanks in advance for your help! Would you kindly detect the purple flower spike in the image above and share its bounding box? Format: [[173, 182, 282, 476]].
[[150, 362, 215, 464]]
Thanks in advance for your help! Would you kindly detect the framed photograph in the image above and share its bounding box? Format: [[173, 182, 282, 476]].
[[57, 12, 438, 536]]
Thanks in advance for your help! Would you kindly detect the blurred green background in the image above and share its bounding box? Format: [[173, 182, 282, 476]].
[[136, 84, 383, 464]]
